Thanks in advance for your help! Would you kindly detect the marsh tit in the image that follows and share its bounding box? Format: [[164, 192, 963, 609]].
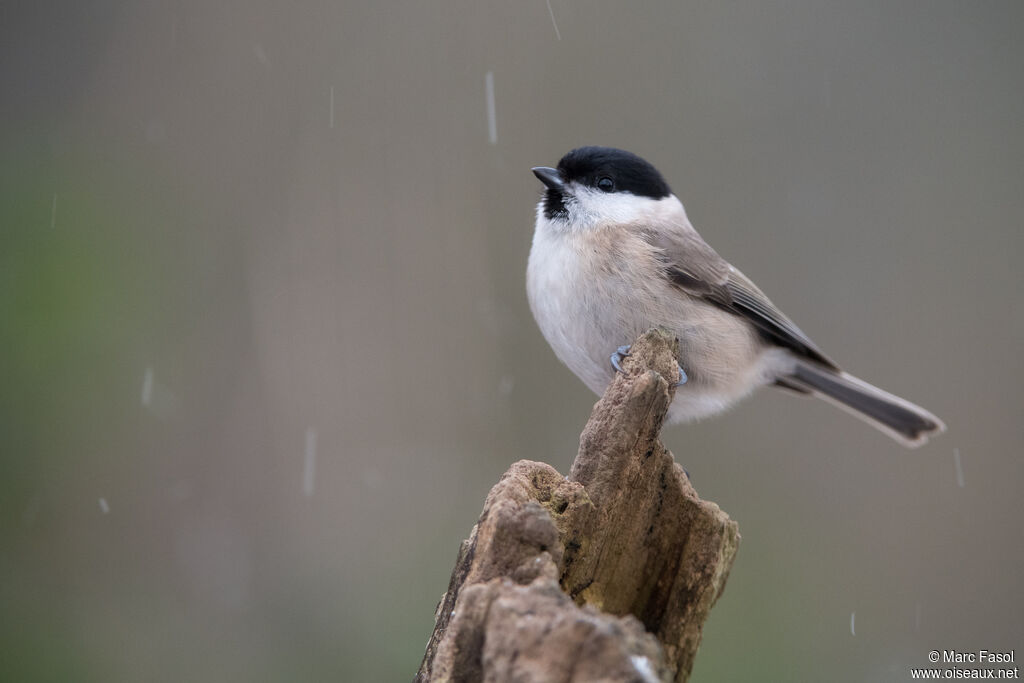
[[527, 146, 945, 447]]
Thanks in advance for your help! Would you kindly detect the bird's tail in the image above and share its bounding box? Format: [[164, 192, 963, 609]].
[[782, 360, 946, 448]]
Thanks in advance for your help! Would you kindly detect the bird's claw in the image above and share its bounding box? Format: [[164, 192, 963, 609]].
[[674, 363, 688, 387]]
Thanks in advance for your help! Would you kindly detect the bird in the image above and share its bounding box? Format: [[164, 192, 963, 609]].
[[526, 146, 945, 447]]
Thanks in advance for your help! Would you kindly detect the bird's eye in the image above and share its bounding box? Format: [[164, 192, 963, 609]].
[[597, 176, 615, 192]]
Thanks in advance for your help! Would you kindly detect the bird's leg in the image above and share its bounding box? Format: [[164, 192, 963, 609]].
[[609, 345, 632, 374]]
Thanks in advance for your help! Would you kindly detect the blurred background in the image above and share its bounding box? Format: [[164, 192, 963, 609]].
[[2, 1, 1022, 681]]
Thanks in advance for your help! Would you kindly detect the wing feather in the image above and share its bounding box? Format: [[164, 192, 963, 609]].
[[645, 223, 839, 370]]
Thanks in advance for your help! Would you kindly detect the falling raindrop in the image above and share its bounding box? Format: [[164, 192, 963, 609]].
[[329, 86, 335, 129], [545, 0, 562, 41], [953, 448, 964, 488], [141, 367, 154, 406], [485, 71, 497, 145], [304, 428, 317, 497], [253, 44, 270, 67]]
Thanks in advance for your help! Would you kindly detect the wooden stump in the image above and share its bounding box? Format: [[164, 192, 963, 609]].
[[415, 329, 740, 683]]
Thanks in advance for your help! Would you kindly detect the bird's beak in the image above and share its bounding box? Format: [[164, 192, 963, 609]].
[[532, 167, 564, 191]]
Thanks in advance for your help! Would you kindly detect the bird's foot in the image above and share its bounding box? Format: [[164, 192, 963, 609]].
[[609, 345, 631, 374], [611, 345, 688, 386]]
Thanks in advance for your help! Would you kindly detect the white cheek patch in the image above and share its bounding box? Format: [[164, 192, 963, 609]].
[[563, 185, 686, 232]]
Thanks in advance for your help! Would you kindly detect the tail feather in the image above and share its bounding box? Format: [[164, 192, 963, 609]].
[[785, 361, 946, 448]]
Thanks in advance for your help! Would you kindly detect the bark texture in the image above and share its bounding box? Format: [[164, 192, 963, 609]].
[[415, 329, 740, 683]]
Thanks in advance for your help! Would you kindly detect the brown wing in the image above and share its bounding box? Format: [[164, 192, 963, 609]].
[[645, 226, 839, 370]]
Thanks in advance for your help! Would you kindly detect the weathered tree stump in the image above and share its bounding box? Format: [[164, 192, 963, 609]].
[[415, 329, 740, 683]]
